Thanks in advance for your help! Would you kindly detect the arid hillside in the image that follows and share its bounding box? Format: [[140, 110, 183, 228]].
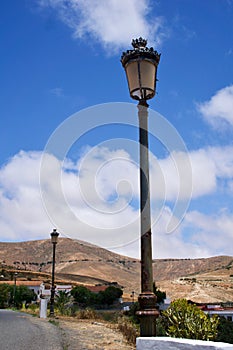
[[1, 238, 233, 303], [0, 238, 141, 293]]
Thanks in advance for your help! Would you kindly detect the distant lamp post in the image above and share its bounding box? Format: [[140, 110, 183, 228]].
[[13, 272, 18, 307], [121, 37, 160, 336], [50, 228, 59, 317], [130, 290, 135, 303]]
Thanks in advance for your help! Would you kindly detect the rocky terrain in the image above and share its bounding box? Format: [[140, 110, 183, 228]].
[[1, 238, 233, 303]]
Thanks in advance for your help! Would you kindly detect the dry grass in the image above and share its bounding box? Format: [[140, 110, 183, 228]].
[[75, 308, 99, 320], [21, 304, 40, 316], [117, 316, 139, 346]]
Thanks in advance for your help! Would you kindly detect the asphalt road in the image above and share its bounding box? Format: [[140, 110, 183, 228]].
[[0, 310, 64, 350]]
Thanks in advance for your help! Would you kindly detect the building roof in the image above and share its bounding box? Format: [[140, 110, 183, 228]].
[[0, 280, 41, 286], [197, 304, 233, 313], [86, 285, 108, 293]]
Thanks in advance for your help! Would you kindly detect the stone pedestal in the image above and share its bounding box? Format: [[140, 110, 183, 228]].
[[40, 298, 48, 318]]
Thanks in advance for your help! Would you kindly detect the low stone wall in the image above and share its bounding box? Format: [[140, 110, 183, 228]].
[[136, 337, 233, 350]]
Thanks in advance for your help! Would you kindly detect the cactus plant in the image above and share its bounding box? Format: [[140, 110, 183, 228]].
[[162, 299, 219, 340]]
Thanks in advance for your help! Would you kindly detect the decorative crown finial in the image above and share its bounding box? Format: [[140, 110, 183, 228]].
[[121, 37, 160, 69], [132, 37, 147, 49]]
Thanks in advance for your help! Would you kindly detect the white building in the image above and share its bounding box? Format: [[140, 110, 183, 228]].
[[202, 304, 233, 322], [39, 283, 72, 299]]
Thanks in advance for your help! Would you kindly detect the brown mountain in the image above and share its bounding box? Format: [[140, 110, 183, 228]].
[[1, 238, 233, 303]]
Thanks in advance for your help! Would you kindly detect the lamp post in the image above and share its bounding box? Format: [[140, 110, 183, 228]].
[[131, 290, 135, 303], [50, 228, 59, 317], [121, 37, 160, 336], [13, 272, 18, 307]]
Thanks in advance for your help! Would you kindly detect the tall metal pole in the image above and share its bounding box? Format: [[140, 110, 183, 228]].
[[121, 37, 160, 336], [50, 242, 56, 317], [137, 100, 159, 336]]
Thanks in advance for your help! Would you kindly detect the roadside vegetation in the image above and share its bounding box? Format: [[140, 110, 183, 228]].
[[2, 281, 233, 346], [71, 285, 123, 307], [161, 299, 219, 341], [0, 283, 36, 308]]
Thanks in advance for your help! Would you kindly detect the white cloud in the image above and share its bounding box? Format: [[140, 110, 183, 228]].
[[102, 205, 195, 259], [190, 145, 233, 197], [76, 146, 139, 207], [0, 151, 52, 240], [151, 150, 194, 201], [198, 85, 233, 129], [184, 210, 233, 256], [150, 145, 233, 202], [40, 146, 141, 250], [2, 144, 233, 258], [0, 148, 141, 248], [38, 0, 165, 52]]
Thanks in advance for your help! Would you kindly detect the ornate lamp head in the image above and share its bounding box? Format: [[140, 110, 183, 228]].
[[121, 38, 160, 101], [50, 228, 59, 244]]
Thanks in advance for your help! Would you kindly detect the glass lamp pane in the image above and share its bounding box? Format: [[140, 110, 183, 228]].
[[51, 233, 59, 243], [125, 61, 139, 96], [140, 60, 156, 93]]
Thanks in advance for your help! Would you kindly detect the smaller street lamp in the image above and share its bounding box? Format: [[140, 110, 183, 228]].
[[13, 272, 18, 307], [50, 228, 59, 317], [130, 290, 135, 303]]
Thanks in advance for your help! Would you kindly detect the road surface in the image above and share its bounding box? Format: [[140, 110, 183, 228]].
[[0, 310, 64, 350]]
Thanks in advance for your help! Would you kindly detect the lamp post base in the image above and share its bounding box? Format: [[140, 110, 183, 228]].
[[49, 285, 55, 317], [136, 292, 160, 336], [49, 310, 54, 317]]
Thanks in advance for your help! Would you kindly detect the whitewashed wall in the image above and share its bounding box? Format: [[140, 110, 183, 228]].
[[136, 337, 233, 350]]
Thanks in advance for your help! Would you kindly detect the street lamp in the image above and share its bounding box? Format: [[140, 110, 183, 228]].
[[130, 290, 135, 303], [121, 37, 160, 336], [13, 272, 18, 307], [50, 228, 59, 317]]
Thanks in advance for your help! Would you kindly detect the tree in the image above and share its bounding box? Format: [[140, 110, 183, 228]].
[[71, 286, 92, 305], [12, 285, 36, 307], [216, 317, 233, 344], [127, 301, 140, 324], [99, 286, 123, 305], [153, 283, 166, 304], [162, 299, 219, 341], [71, 285, 123, 307], [0, 284, 10, 308], [0, 284, 36, 308], [19, 285, 36, 303]]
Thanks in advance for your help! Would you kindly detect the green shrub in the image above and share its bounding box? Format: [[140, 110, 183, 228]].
[[125, 301, 140, 324], [71, 285, 123, 307], [71, 286, 92, 305], [153, 283, 166, 303], [0, 284, 10, 308], [156, 316, 167, 336], [22, 303, 39, 316], [27, 303, 38, 311], [0, 283, 36, 308], [216, 317, 233, 343], [162, 299, 219, 341], [55, 291, 71, 315]]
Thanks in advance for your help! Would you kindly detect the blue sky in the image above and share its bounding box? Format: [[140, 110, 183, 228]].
[[0, 0, 233, 259]]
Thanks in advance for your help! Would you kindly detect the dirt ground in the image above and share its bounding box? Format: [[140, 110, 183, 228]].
[[58, 318, 136, 350]]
